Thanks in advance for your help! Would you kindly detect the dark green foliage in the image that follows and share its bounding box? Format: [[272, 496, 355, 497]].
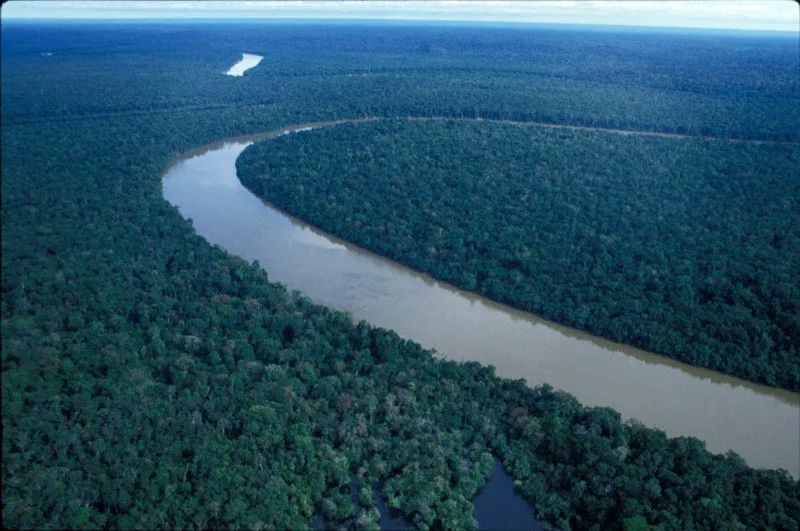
[[238, 119, 800, 391], [2, 22, 799, 530]]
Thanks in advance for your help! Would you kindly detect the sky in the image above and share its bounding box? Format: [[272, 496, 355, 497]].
[[1, 1, 798, 32]]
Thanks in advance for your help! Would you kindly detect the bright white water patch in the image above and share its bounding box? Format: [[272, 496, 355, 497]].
[[224, 53, 263, 77], [282, 127, 314, 136]]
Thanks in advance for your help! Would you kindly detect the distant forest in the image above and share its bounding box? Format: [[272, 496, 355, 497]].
[[238, 119, 800, 391], [2, 22, 799, 530]]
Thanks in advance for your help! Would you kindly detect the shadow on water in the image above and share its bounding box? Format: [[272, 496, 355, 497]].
[[312, 459, 540, 530]]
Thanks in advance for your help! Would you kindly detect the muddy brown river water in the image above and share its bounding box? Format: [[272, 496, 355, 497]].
[[162, 120, 800, 477]]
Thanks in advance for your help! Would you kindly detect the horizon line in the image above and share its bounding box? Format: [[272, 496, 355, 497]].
[[2, 16, 798, 35]]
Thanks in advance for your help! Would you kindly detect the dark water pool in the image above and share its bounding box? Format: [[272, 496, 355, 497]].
[[313, 458, 540, 530], [474, 458, 543, 531]]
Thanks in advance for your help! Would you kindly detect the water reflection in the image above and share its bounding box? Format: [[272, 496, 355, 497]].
[[224, 52, 263, 76], [162, 122, 800, 477]]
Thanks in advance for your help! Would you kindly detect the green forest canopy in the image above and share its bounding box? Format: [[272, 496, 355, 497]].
[[2, 22, 799, 530], [237, 118, 800, 391]]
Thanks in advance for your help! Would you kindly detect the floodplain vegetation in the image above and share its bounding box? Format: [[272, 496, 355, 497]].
[[2, 22, 799, 530], [238, 118, 800, 391]]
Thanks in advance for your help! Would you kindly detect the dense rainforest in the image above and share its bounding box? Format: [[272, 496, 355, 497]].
[[237, 119, 800, 391], [2, 21, 799, 530]]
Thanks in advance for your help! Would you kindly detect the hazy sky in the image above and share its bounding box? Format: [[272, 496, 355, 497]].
[[2, 1, 798, 32]]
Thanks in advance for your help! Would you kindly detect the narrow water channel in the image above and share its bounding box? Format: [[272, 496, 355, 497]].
[[161, 123, 800, 478]]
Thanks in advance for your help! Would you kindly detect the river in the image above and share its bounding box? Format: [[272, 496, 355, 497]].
[[224, 53, 263, 76], [161, 121, 800, 478]]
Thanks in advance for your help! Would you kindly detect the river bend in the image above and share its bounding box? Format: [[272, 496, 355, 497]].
[[162, 119, 800, 477]]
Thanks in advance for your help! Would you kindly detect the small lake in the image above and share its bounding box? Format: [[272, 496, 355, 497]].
[[162, 121, 800, 478], [224, 53, 263, 76]]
